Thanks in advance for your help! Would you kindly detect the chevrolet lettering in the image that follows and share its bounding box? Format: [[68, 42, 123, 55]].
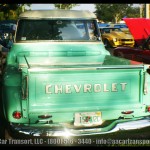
[[1, 10, 150, 139], [45, 83, 127, 94]]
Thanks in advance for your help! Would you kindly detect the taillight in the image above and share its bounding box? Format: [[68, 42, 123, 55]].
[[13, 111, 22, 119]]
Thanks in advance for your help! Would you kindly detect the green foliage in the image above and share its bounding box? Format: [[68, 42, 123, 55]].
[[126, 7, 140, 18], [94, 4, 140, 23], [54, 4, 78, 10], [0, 4, 141, 22], [0, 4, 18, 12], [0, 12, 4, 20], [0, 4, 31, 21]]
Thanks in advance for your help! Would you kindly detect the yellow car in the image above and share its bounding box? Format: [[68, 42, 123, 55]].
[[99, 27, 135, 48], [109, 23, 130, 34]]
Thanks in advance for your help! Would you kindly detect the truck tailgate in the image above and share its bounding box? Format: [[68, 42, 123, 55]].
[[27, 66, 143, 112]]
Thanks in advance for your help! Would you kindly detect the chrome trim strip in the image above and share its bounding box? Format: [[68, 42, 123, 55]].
[[10, 116, 150, 137], [18, 65, 144, 72]]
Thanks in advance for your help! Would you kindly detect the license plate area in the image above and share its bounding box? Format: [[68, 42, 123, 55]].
[[74, 112, 102, 127]]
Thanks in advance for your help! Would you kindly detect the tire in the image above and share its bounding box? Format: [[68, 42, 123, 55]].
[[0, 118, 13, 139], [0, 81, 5, 139], [4, 128, 13, 140], [0, 76, 13, 140], [0, 121, 5, 139]]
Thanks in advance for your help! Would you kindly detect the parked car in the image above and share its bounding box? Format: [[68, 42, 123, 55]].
[[0, 23, 15, 35], [113, 18, 150, 64], [99, 27, 135, 48], [109, 23, 130, 34], [98, 22, 110, 28]]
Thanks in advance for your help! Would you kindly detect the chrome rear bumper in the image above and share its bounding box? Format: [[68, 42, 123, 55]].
[[9, 116, 150, 137]]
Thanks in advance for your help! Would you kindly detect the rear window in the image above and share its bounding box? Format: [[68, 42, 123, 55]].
[[16, 20, 101, 42]]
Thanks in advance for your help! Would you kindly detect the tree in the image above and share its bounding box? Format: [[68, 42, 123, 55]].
[[95, 4, 113, 23], [0, 4, 31, 20], [126, 6, 140, 18], [94, 4, 139, 23], [54, 4, 78, 10]]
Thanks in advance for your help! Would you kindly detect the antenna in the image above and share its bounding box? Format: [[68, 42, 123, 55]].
[[24, 55, 30, 68]]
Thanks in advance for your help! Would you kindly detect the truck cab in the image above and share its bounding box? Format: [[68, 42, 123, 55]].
[[1, 10, 150, 139]]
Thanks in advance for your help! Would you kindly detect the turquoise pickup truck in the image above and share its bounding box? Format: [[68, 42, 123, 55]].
[[1, 10, 150, 139]]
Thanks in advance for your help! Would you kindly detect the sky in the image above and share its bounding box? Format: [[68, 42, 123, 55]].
[[26, 3, 140, 13], [26, 4, 96, 13]]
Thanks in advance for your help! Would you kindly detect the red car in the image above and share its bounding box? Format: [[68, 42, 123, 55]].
[[113, 18, 150, 64]]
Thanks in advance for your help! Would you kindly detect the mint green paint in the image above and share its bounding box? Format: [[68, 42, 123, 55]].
[[6, 42, 109, 64], [2, 10, 150, 136], [2, 42, 149, 124]]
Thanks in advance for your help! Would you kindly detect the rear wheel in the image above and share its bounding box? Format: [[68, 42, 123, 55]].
[[0, 117, 11, 140], [0, 119, 13, 139], [5, 128, 13, 140], [0, 121, 5, 139]]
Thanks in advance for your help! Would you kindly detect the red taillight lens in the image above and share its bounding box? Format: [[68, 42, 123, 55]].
[[13, 111, 22, 119]]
